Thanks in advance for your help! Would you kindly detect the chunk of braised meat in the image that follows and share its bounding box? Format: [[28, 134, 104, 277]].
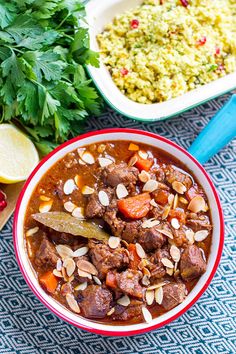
[[153, 166, 166, 182], [102, 162, 138, 187], [79, 285, 112, 319], [111, 300, 143, 321], [165, 165, 192, 190], [122, 221, 140, 243], [116, 269, 143, 299], [162, 282, 186, 310], [35, 235, 59, 268], [103, 210, 125, 237], [149, 204, 164, 219], [180, 245, 207, 281], [88, 240, 129, 279], [148, 247, 170, 281], [49, 231, 81, 246], [85, 192, 105, 218], [138, 226, 166, 252], [186, 213, 212, 232]]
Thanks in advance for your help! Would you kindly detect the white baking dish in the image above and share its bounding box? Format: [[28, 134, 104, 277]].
[[86, 0, 236, 121]]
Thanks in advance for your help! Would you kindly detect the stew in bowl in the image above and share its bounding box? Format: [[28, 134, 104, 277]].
[[14, 129, 223, 335]]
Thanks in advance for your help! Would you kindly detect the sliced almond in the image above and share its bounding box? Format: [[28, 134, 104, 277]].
[[72, 207, 85, 219], [66, 294, 80, 313], [77, 147, 86, 158], [56, 245, 74, 259], [98, 190, 109, 206], [146, 290, 155, 305], [139, 170, 150, 183], [142, 274, 150, 286], [173, 194, 178, 209], [74, 175, 83, 188], [116, 183, 128, 199], [147, 282, 167, 291], [39, 195, 51, 201], [98, 157, 113, 167], [168, 194, 175, 206], [150, 198, 158, 207], [170, 245, 181, 262], [26, 227, 39, 237], [161, 258, 174, 268], [53, 269, 63, 278], [166, 267, 174, 276], [155, 286, 163, 305], [75, 282, 87, 291], [185, 229, 195, 244], [81, 185, 95, 195], [179, 197, 188, 205], [77, 269, 92, 279], [73, 246, 89, 257], [64, 258, 76, 277], [107, 307, 115, 316], [136, 243, 146, 259], [142, 306, 152, 323], [128, 143, 139, 151], [128, 154, 138, 167], [63, 179, 76, 195], [143, 179, 158, 192], [64, 201, 76, 213], [39, 200, 53, 213], [143, 267, 151, 278], [194, 230, 209, 242], [157, 228, 173, 239], [172, 181, 187, 195], [56, 259, 62, 271], [188, 196, 206, 213], [61, 266, 69, 281], [78, 158, 86, 165], [93, 276, 102, 285], [138, 259, 149, 270], [171, 218, 180, 230], [121, 239, 129, 248], [117, 295, 130, 307], [108, 236, 120, 249], [138, 150, 148, 160], [77, 259, 98, 275], [142, 218, 160, 229], [80, 151, 95, 165], [162, 205, 171, 220]]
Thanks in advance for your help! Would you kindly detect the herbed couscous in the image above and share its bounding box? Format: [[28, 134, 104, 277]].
[[97, 0, 236, 104]]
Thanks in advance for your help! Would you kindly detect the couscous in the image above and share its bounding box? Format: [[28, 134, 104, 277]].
[[97, 0, 236, 104]]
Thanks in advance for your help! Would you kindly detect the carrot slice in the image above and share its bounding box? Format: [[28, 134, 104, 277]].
[[128, 244, 141, 270], [106, 271, 117, 289], [39, 271, 58, 293], [117, 193, 151, 219], [134, 153, 153, 171], [153, 190, 169, 205]]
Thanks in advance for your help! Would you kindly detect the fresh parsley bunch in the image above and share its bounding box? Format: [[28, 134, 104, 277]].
[[0, 0, 102, 154]]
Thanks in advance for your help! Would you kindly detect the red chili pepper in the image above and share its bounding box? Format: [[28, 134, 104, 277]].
[[121, 68, 129, 76], [196, 36, 207, 46], [0, 190, 7, 212], [215, 47, 220, 56], [130, 19, 139, 29], [180, 0, 189, 7]]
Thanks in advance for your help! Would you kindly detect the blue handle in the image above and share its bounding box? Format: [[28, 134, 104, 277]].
[[188, 95, 236, 164]]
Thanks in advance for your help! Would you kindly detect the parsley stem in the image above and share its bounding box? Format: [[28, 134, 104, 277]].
[[56, 14, 70, 30]]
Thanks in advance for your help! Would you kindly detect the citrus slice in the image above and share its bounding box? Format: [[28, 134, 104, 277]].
[[0, 124, 39, 183]]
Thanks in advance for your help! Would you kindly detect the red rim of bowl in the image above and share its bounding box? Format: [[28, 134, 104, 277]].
[[13, 128, 224, 337]]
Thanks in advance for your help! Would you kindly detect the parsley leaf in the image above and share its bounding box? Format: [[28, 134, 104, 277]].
[[0, 0, 102, 154]]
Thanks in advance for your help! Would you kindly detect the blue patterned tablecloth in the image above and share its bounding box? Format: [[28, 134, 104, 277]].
[[0, 93, 236, 354]]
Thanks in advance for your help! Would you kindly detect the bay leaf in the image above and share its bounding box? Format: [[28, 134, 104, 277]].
[[32, 212, 109, 241]]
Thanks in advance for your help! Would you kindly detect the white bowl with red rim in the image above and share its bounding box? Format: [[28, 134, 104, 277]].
[[13, 128, 224, 336]]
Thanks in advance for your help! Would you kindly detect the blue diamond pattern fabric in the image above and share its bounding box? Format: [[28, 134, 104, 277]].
[[0, 93, 235, 354]]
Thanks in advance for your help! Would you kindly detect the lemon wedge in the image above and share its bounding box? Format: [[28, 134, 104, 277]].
[[0, 124, 39, 184]]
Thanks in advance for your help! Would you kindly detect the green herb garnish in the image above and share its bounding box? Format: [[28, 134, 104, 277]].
[[0, 0, 102, 154]]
